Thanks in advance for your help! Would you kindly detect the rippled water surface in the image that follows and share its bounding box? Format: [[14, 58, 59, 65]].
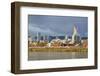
[[28, 51, 88, 60]]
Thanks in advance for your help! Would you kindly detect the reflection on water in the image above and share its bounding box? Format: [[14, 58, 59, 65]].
[[28, 51, 88, 60]]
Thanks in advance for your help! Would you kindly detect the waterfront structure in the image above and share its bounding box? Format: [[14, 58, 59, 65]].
[[71, 25, 81, 44], [37, 32, 41, 42], [43, 35, 48, 42], [81, 37, 88, 48]]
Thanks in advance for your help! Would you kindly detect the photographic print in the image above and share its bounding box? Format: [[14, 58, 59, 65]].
[[28, 15, 88, 60], [11, 2, 97, 74]]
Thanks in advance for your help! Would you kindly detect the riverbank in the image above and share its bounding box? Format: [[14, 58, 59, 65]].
[[29, 47, 88, 52]]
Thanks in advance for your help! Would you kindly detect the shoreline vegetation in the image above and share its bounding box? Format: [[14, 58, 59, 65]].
[[29, 47, 88, 52]]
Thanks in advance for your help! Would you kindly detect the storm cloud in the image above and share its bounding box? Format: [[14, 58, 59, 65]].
[[28, 15, 88, 37]]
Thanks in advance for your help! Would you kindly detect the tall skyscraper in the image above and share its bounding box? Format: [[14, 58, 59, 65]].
[[37, 32, 41, 42], [43, 35, 48, 42], [65, 35, 68, 40], [71, 25, 81, 44]]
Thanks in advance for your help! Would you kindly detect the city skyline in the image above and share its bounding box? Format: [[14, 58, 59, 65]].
[[28, 15, 88, 61]]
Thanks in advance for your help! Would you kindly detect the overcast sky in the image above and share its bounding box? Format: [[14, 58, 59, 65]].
[[28, 15, 88, 37]]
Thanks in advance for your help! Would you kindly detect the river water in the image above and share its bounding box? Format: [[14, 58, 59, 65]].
[[28, 51, 88, 60]]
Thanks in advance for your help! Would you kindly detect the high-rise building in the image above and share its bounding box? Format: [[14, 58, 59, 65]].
[[43, 35, 48, 42], [37, 32, 41, 42], [65, 35, 68, 40], [71, 25, 81, 44]]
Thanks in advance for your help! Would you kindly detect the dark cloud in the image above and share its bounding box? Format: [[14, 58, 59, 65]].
[[28, 15, 88, 37]]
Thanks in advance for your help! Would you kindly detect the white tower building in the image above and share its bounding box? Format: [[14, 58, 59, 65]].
[[65, 35, 68, 40], [71, 25, 81, 44]]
